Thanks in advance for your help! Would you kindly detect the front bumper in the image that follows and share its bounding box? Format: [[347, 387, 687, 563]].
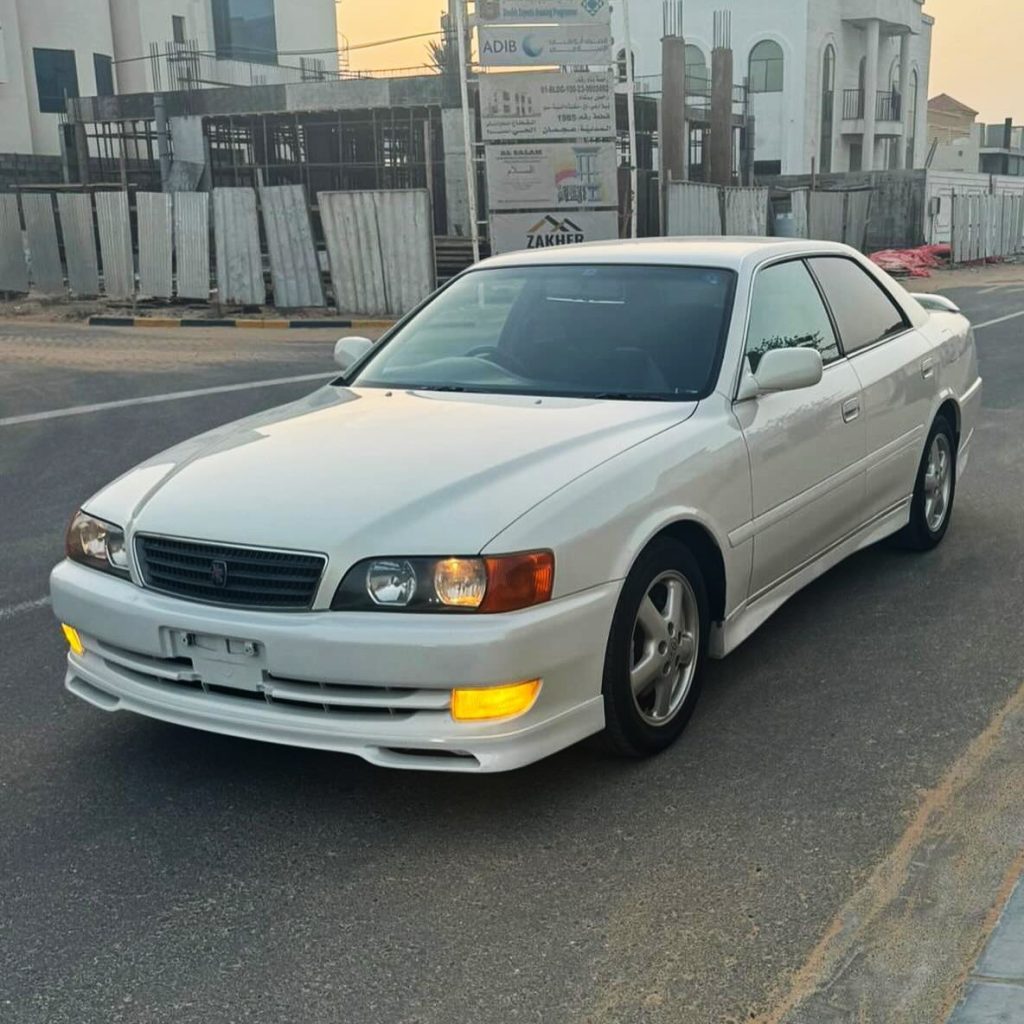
[[50, 560, 617, 772]]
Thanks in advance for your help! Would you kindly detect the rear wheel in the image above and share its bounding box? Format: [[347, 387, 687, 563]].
[[601, 538, 709, 758], [898, 415, 957, 550]]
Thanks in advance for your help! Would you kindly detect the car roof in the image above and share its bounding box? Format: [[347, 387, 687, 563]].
[[479, 236, 859, 272]]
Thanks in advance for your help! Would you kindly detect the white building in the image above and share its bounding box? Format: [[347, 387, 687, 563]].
[[614, 0, 934, 175], [0, 0, 338, 157]]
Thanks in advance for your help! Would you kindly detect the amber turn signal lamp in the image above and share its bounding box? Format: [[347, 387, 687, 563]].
[[451, 680, 542, 722], [61, 624, 85, 656], [481, 551, 554, 613]]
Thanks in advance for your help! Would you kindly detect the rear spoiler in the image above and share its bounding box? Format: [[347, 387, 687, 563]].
[[915, 293, 961, 315]]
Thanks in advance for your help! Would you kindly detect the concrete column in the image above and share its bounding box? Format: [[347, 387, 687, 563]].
[[709, 46, 734, 186], [862, 18, 880, 171], [896, 33, 911, 168], [660, 34, 687, 217]]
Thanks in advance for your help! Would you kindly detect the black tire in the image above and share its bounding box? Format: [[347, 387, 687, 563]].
[[897, 414, 957, 551], [601, 537, 710, 758]]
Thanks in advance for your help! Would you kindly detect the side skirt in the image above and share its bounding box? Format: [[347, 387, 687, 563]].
[[709, 498, 911, 659]]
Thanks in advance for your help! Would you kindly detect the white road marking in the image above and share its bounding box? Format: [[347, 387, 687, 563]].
[[0, 372, 335, 428], [0, 596, 51, 622], [974, 310, 1024, 331]]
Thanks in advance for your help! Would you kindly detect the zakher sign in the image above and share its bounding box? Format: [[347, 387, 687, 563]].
[[478, 24, 613, 66], [485, 143, 618, 210], [490, 210, 618, 254], [479, 71, 615, 141]]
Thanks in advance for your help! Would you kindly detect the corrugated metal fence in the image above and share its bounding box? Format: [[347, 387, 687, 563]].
[[0, 186, 437, 315], [665, 182, 769, 237], [779, 189, 874, 249], [665, 183, 722, 236], [950, 193, 1024, 264], [320, 190, 435, 318]]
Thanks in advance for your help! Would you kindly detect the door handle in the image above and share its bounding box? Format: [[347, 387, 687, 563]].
[[921, 357, 936, 380], [842, 398, 861, 423]]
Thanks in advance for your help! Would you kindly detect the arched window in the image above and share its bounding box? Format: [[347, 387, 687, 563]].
[[749, 40, 783, 93], [819, 45, 836, 172], [685, 44, 709, 95]]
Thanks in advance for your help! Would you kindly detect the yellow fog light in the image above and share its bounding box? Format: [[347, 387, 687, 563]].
[[61, 624, 84, 656], [451, 680, 542, 722]]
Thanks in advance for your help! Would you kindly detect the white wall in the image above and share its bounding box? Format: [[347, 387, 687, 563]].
[[0, 0, 338, 155], [275, 0, 337, 67], [0, 0, 35, 152], [12, 0, 114, 155], [929, 127, 981, 173], [109, 0, 215, 93]]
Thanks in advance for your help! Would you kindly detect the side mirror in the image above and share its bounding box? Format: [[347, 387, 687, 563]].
[[915, 293, 961, 314], [738, 347, 824, 400], [334, 335, 374, 372]]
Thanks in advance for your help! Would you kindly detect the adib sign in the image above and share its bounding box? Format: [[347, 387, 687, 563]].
[[478, 24, 613, 66]]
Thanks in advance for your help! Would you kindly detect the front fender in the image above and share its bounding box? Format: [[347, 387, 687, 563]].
[[483, 401, 753, 619]]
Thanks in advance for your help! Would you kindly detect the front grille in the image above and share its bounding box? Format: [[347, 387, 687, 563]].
[[135, 535, 326, 610]]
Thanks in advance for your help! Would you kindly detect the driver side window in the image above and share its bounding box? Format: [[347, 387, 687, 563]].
[[746, 260, 840, 372]]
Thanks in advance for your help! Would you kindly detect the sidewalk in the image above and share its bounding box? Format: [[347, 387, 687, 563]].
[[946, 877, 1024, 1022]]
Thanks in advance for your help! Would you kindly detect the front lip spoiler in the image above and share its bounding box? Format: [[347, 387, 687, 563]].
[[64, 652, 606, 773]]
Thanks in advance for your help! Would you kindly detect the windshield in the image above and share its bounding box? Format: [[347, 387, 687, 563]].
[[350, 264, 736, 400]]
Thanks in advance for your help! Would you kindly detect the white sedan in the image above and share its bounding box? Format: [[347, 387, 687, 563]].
[[51, 239, 982, 772]]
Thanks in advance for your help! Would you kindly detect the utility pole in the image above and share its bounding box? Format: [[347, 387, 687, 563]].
[[453, 0, 480, 262], [622, 0, 639, 238]]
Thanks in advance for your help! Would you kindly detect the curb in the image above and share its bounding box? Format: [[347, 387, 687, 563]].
[[87, 316, 395, 330]]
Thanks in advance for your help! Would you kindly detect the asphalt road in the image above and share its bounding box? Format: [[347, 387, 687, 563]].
[[1, 290, 1023, 1024]]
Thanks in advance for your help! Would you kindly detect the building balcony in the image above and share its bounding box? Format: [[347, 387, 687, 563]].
[[840, 0, 925, 33], [841, 89, 905, 134]]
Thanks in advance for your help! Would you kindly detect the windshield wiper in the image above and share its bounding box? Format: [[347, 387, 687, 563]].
[[586, 391, 698, 402]]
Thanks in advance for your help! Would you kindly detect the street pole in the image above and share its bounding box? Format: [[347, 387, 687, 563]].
[[454, 0, 480, 262], [622, 0, 639, 238]]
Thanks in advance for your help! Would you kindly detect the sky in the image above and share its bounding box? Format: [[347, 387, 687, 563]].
[[339, 0, 1023, 123]]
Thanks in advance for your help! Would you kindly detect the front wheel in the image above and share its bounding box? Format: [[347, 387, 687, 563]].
[[601, 538, 709, 758], [898, 415, 957, 550]]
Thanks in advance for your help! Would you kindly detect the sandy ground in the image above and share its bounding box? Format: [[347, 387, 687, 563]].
[[903, 259, 1024, 294]]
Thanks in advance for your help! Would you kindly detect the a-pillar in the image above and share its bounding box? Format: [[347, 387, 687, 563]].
[[896, 32, 912, 168], [862, 18, 881, 171]]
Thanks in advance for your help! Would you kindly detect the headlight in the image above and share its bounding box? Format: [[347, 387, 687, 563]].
[[331, 551, 554, 613], [65, 511, 131, 579]]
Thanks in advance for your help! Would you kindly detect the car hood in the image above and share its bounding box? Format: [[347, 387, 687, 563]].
[[86, 385, 696, 564]]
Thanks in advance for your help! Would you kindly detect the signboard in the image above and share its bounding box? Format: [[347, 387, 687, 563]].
[[479, 71, 615, 141], [485, 142, 618, 209], [478, 24, 613, 66], [476, 0, 610, 24], [490, 210, 618, 254]]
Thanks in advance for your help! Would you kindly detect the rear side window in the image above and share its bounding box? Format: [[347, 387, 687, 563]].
[[809, 257, 909, 353]]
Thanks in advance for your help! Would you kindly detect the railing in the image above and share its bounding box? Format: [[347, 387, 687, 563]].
[[876, 91, 902, 122], [149, 41, 336, 92], [843, 89, 902, 122], [843, 89, 865, 119]]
